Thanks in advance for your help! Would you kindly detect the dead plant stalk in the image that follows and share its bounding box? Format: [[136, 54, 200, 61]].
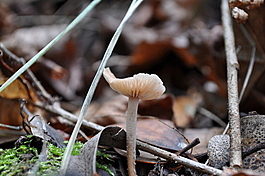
[[221, 0, 242, 168]]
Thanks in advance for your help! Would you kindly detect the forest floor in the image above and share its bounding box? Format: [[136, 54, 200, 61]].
[[0, 0, 265, 175]]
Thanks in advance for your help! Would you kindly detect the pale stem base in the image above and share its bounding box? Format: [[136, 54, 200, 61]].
[[126, 97, 139, 176]]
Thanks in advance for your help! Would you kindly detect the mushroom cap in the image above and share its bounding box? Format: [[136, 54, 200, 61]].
[[103, 67, 165, 100]]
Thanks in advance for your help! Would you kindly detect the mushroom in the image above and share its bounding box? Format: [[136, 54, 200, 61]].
[[103, 67, 165, 176]]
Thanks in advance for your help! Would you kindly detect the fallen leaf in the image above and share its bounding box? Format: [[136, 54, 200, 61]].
[[138, 94, 174, 120], [129, 41, 197, 71], [0, 78, 36, 100], [66, 126, 127, 176], [172, 91, 202, 128], [184, 127, 223, 154], [0, 98, 22, 127], [0, 2, 15, 36], [117, 118, 189, 152], [87, 95, 127, 126]]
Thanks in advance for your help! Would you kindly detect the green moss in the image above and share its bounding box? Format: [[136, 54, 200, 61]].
[[96, 150, 115, 176], [0, 139, 83, 176], [0, 144, 38, 176], [96, 162, 115, 176], [0, 138, 116, 176]]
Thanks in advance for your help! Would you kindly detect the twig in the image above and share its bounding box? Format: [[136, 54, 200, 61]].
[[177, 138, 200, 155], [242, 142, 265, 159], [35, 101, 104, 132], [136, 140, 222, 175], [0, 123, 23, 130], [221, 0, 242, 168]]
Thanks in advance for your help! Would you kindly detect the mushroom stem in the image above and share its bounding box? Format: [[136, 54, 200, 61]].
[[126, 96, 139, 176]]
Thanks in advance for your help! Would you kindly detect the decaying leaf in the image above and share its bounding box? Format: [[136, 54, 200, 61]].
[[1, 24, 84, 101], [229, 0, 264, 10], [138, 94, 174, 120], [88, 94, 173, 126], [0, 2, 15, 36], [87, 95, 127, 126], [66, 126, 126, 176], [0, 98, 22, 127], [136, 118, 189, 151], [117, 118, 189, 152], [129, 41, 197, 71], [172, 91, 202, 128], [184, 127, 224, 154], [22, 108, 66, 148], [232, 7, 249, 23], [0, 78, 37, 101]]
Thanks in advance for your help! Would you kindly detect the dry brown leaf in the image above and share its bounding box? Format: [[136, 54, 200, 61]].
[[117, 118, 189, 152], [0, 47, 40, 102], [0, 2, 15, 36], [232, 4, 265, 109], [172, 91, 202, 128], [1, 24, 84, 100], [130, 41, 197, 71], [130, 41, 172, 69], [136, 118, 189, 151], [87, 95, 127, 126], [0, 98, 22, 127], [0, 78, 36, 101], [89, 93, 173, 127], [138, 94, 174, 120], [184, 127, 223, 154]]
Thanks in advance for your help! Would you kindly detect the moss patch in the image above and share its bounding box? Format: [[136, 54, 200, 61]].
[[0, 137, 83, 176]]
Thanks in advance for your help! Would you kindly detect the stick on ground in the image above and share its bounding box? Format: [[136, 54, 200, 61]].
[[221, 0, 242, 168]]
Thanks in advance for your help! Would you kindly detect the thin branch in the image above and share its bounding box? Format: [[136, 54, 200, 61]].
[[35, 101, 103, 132], [221, 0, 242, 168], [0, 123, 23, 130], [137, 140, 222, 175], [177, 138, 200, 155], [242, 142, 265, 159]]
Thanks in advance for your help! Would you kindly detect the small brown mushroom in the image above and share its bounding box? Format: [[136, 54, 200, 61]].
[[103, 67, 165, 176]]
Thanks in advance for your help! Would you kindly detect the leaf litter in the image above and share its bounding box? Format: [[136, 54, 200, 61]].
[[0, 0, 265, 175]]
